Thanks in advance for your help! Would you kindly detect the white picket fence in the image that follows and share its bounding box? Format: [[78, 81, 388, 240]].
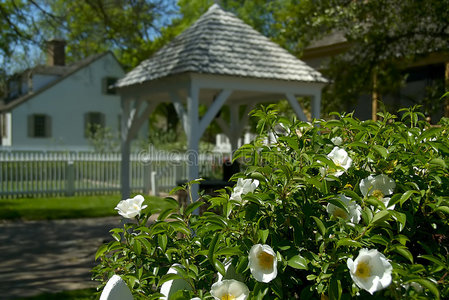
[[0, 149, 225, 198]]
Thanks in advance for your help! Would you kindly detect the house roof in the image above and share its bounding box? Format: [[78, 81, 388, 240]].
[[0, 52, 118, 112], [117, 4, 327, 88]]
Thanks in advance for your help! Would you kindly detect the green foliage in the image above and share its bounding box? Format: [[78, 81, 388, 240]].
[[278, 0, 449, 116], [93, 107, 449, 299], [85, 124, 120, 153]]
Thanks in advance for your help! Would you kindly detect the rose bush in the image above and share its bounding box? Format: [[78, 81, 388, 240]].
[[93, 105, 449, 299]]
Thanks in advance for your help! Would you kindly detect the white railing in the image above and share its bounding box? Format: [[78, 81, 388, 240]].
[[0, 149, 226, 198]]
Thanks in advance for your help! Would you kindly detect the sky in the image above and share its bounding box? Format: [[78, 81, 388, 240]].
[[1, 0, 180, 75]]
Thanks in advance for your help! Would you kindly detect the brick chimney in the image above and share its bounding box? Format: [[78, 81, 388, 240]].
[[46, 39, 66, 66]]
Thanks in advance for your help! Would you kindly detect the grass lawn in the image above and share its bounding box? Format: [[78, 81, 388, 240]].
[[0, 194, 173, 220], [18, 288, 97, 300]]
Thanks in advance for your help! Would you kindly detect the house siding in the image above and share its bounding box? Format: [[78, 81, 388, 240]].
[[6, 53, 133, 151]]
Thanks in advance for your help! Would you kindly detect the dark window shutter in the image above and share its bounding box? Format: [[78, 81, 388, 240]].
[[45, 115, 52, 137], [28, 115, 34, 137]]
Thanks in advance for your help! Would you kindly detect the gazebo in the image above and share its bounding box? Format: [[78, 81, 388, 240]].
[[116, 4, 327, 199]]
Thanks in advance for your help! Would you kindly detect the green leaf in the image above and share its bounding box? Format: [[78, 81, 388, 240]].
[[95, 243, 108, 260], [329, 278, 342, 300], [158, 234, 167, 252], [158, 273, 182, 287], [158, 208, 174, 221], [236, 256, 249, 274], [372, 145, 388, 159], [271, 277, 284, 298], [392, 245, 414, 263], [435, 206, 449, 215], [111, 232, 121, 242], [429, 158, 447, 168], [418, 255, 446, 268], [400, 190, 418, 206], [336, 238, 362, 248], [208, 233, 220, 265], [406, 279, 440, 299], [347, 141, 369, 149], [371, 210, 390, 224], [214, 259, 226, 276], [341, 189, 363, 202], [184, 200, 205, 216], [369, 235, 389, 246], [390, 211, 406, 232], [252, 282, 269, 300], [170, 221, 191, 236], [133, 239, 142, 255], [327, 197, 349, 213], [249, 171, 267, 183], [258, 229, 269, 244], [215, 247, 243, 256], [311, 216, 326, 236], [287, 255, 309, 270]]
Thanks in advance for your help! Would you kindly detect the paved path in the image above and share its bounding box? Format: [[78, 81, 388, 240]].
[[0, 217, 121, 299]]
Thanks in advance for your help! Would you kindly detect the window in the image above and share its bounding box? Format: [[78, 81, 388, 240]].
[[85, 112, 105, 136], [102, 77, 118, 95], [28, 114, 51, 138], [0, 114, 6, 138]]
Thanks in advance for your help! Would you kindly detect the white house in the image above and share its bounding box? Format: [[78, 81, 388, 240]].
[[0, 41, 145, 151]]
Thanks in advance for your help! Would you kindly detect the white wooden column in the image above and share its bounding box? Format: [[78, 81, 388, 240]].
[[186, 84, 200, 201], [121, 98, 157, 199], [120, 98, 131, 199], [311, 90, 321, 120]]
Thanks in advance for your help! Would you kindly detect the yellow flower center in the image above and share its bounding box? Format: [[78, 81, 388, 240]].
[[133, 204, 140, 210], [333, 208, 349, 219], [221, 294, 235, 300], [257, 251, 274, 271], [355, 261, 371, 279], [371, 189, 384, 200]]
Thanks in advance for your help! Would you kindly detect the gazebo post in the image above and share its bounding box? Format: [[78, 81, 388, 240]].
[[311, 91, 321, 120], [120, 98, 131, 199], [229, 104, 240, 154], [186, 84, 200, 201]]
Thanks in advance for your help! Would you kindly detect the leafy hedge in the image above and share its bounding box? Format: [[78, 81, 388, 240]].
[[93, 106, 449, 299]]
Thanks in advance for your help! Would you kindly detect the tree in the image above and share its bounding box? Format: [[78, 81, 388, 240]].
[[278, 0, 449, 117]]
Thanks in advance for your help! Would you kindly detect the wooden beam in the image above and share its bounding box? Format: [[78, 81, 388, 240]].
[[199, 89, 232, 137], [285, 93, 308, 122], [127, 101, 156, 142], [170, 91, 188, 134]]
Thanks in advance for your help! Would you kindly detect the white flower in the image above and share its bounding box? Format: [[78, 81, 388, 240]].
[[347, 248, 393, 294], [320, 147, 352, 178], [326, 194, 361, 224], [160, 264, 192, 300], [230, 178, 259, 202], [115, 195, 147, 219], [331, 136, 343, 146], [210, 279, 249, 300], [360, 174, 396, 209], [248, 244, 277, 283]]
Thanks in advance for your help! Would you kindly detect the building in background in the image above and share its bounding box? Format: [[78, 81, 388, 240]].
[[0, 40, 146, 151], [302, 32, 449, 122]]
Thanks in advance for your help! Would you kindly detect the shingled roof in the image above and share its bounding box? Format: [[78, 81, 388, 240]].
[[117, 4, 326, 88]]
